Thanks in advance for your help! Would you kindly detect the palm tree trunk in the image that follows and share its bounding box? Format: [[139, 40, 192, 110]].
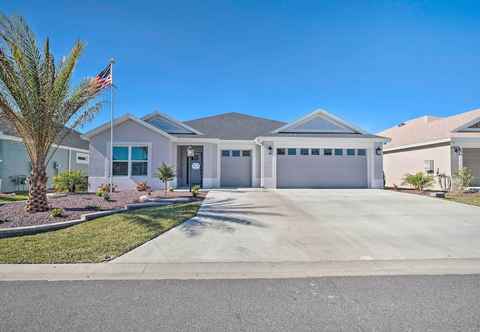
[[164, 180, 168, 196], [25, 167, 49, 213]]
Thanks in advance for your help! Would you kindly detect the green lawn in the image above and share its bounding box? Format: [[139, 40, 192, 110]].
[[0, 192, 29, 203], [445, 193, 480, 207], [0, 203, 200, 264]]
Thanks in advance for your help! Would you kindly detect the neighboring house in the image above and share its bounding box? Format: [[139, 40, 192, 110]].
[[0, 119, 90, 193], [84, 109, 387, 191], [379, 109, 480, 189]]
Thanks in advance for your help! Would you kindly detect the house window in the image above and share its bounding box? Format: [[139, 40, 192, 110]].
[[232, 150, 241, 157], [76, 152, 89, 164], [424, 160, 434, 174], [300, 148, 309, 156], [287, 148, 297, 156], [242, 150, 251, 157], [324, 148, 332, 156], [346, 149, 355, 156], [113, 145, 149, 176], [222, 150, 230, 157], [357, 149, 367, 156], [334, 149, 343, 156], [131, 146, 148, 176], [113, 146, 129, 176], [277, 148, 285, 155], [311, 148, 320, 155]]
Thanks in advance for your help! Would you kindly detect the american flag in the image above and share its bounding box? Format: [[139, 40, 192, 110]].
[[92, 63, 112, 91]]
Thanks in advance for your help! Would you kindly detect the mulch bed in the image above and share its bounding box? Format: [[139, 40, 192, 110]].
[[0, 190, 206, 229], [385, 187, 444, 197]]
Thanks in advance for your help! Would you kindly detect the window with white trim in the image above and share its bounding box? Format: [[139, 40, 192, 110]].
[[76, 152, 89, 164], [112, 145, 149, 176]]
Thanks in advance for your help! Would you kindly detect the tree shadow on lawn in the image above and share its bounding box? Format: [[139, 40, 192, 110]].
[[121, 204, 200, 234]]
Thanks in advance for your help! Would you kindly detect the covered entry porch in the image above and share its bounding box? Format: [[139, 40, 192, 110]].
[[453, 138, 480, 187], [176, 145, 203, 188]]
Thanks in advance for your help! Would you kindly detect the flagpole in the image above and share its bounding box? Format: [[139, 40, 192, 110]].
[[109, 59, 115, 194]]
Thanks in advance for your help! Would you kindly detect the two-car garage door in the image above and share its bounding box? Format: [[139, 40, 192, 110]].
[[276, 148, 368, 188]]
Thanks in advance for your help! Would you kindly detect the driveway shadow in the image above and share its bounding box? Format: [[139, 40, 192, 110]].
[[179, 197, 282, 237]]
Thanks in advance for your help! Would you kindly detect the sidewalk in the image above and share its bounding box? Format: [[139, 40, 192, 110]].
[[2, 259, 480, 280]]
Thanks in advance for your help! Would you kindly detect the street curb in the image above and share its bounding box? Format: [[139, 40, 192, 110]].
[[0, 198, 197, 239], [1, 258, 480, 281]]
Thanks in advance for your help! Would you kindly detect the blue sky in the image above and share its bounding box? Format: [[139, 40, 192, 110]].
[[4, 0, 480, 133]]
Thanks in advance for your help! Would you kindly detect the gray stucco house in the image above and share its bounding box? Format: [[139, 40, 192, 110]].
[[84, 109, 387, 191], [379, 108, 480, 189], [0, 119, 90, 192]]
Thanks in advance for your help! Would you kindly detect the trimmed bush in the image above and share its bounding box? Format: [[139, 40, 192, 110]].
[[402, 172, 434, 191], [53, 171, 87, 193]]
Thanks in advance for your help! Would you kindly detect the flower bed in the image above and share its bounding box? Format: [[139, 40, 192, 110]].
[[0, 190, 206, 228]]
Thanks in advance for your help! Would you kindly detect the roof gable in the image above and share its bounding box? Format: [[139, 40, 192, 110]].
[[273, 109, 366, 134], [83, 114, 175, 140], [142, 112, 202, 135], [453, 116, 480, 132]]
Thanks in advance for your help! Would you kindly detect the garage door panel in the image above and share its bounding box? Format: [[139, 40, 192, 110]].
[[221, 152, 252, 187], [277, 155, 367, 188]]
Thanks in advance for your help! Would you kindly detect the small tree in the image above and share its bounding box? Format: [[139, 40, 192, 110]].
[[454, 167, 473, 191], [402, 172, 434, 191], [53, 170, 87, 193], [156, 163, 175, 195], [0, 13, 103, 212]]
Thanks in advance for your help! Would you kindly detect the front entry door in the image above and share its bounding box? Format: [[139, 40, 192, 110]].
[[188, 152, 203, 187]]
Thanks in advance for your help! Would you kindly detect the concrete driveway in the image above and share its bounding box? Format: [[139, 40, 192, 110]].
[[114, 189, 480, 263]]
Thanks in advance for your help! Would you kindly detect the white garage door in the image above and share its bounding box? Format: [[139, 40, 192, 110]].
[[276, 148, 368, 188], [221, 149, 252, 187]]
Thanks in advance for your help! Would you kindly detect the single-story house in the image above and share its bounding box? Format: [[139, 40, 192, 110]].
[[84, 109, 387, 191], [379, 108, 480, 189], [0, 118, 90, 192]]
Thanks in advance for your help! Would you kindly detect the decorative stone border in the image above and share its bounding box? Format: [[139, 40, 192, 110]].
[[0, 197, 197, 239]]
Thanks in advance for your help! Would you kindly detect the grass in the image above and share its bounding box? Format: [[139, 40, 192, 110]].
[[445, 193, 480, 208], [0, 192, 29, 203], [0, 202, 200, 264]]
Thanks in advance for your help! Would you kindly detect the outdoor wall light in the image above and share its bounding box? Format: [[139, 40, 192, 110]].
[[375, 147, 382, 156], [187, 145, 195, 157], [267, 146, 273, 155]]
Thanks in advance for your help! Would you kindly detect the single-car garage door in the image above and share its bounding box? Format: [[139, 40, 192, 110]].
[[276, 148, 368, 188], [221, 149, 252, 187]]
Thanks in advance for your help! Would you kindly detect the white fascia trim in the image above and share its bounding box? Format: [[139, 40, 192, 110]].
[[452, 116, 480, 132], [383, 138, 452, 152], [0, 133, 90, 153], [271, 109, 369, 135], [141, 111, 204, 135], [174, 137, 256, 144], [83, 114, 175, 141], [256, 136, 388, 145]]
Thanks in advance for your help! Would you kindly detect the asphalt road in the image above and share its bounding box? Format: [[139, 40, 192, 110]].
[[1, 275, 480, 331]]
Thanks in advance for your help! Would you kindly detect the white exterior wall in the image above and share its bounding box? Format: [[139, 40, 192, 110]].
[[383, 144, 452, 190]]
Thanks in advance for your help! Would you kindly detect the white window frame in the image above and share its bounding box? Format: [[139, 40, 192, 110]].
[[76, 152, 89, 164], [112, 143, 151, 178]]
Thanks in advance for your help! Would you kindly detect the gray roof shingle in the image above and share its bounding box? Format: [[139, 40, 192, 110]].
[[0, 118, 89, 150], [183, 112, 286, 140]]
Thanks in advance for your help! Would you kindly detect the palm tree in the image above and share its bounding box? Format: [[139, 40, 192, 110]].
[[0, 13, 104, 212], [156, 163, 175, 196]]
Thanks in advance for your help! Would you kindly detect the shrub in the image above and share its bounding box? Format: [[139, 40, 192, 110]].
[[402, 172, 434, 191], [97, 183, 116, 194], [191, 185, 200, 197], [454, 167, 473, 191], [136, 181, 151, 192], [85, 204, 101, 211], [102, 192, 111, 201], [53, 171, 87, 193], [156, 163, 176, 195], [49, 208, 64, 218]]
